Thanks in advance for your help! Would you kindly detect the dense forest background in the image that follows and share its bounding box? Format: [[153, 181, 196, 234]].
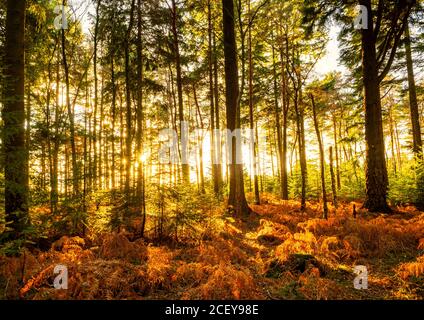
[[0, 0, 424, 300]]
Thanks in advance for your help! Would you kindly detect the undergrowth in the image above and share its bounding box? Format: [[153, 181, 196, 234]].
[[1, 193, 424, 300]]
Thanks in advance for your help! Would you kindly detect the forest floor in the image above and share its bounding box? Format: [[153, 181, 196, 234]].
[[1, 193, 424, 300]]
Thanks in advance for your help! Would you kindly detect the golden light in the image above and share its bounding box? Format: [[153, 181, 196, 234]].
[[140, 153, 147, 163]]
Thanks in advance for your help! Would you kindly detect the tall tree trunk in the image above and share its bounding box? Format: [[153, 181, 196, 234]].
[[311, 94, 328, 219], [394, 118, 402, 172], [208, 0, 219, 195], [110, 8, 117, 192], [299, 92, 307, 211], [92, 0, 101, 191], [293, 89, 307, 210], [193, 85, 205, 194], [388, 104, 397, 175], [171, 0, 189, 183], [61, 0, 79, 196], [273, 44, 284, 199], [286, 42, 306, 210], [136, 0, 146, 237], [248, 0, 260, 205], [213, 29, 223, 193], [277, 45, 289, 200], [25, 84, 31, 201], [98, 75, 104, 189], [45, 47, 55, 214], [329, 146, 338, 208], [2, 0, 29, 239], [222, 0, 250, 216], [332, 115, 341, 190], [52, 48, 61, 214], [102, 78, 109, 189], [65, 143, 69, 198], [119, 93, 124, 191], [404, 23, 424, 210], [405, 23, 422, 158], [83, 86, 89, 216], [360, 0, 390, 212], [124, 0, 136, 203]]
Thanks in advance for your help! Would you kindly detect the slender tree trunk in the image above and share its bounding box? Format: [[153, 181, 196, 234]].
[[119, 93, 124, 191], [97, 75, 103, 190], [171, 0, 189, 183], [394, 119, 402, 171], [65, 143, 69, 198], [193, 85, 205, 194], [102, 81, 109, 189], [222, 0, 250, 216], [52, 49, 61, 214], [388, 105, 397, 174], [248, 1, 260, 205], [88, 99, 92, 190], [2, 0, 29, 239], [136, 0, 146, 237], [273, 44, 284, 199], [25, 84, 31, 202], [124, 0, 136, 203], [61, 1, 79, 196], [41, 145, 46, 192], [311, 94, 328, 219], [92, 0, 101, 191], [271, 127, 276, 178], [45, 50, 55, 213], [213, 29, 223, 193], [286, 44, 307, 210], [299, 92, 307, 210], [404, 22, 424, 210], [293, 89, 307, 210], [111, 34, 116, 191], [83, 87, 88, 216], [208, 0, 219, 195], [278, 46, 289, 200], [405, 23, 422, 158], [332, 115, 341, 190], [329, 146, 338, 208], [404, 23, 424, 209]]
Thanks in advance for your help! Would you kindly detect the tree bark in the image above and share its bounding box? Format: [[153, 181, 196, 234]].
[[171, 0, 189, 183], [277, 45, 289, 200], [310, 94, 328, 219], [2, 0, 29, 238], [213, 28, 223, 194], [329, 146, 338, 208], [124, 0, 136, 202], [360, 0, 391, 212], [208, 0, 220, 196], [92, 0, 101, 190], [273, 44, 285, 199], [332, 115, 341, 190], [61, 0, 79, 196], [110, 12, 117, 192], [248, 0, 260, 205], [404, 23, 422, 158], [136, 0, 146, 236], [193, 85, 205, 194], [222, 0, 250, 216]]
